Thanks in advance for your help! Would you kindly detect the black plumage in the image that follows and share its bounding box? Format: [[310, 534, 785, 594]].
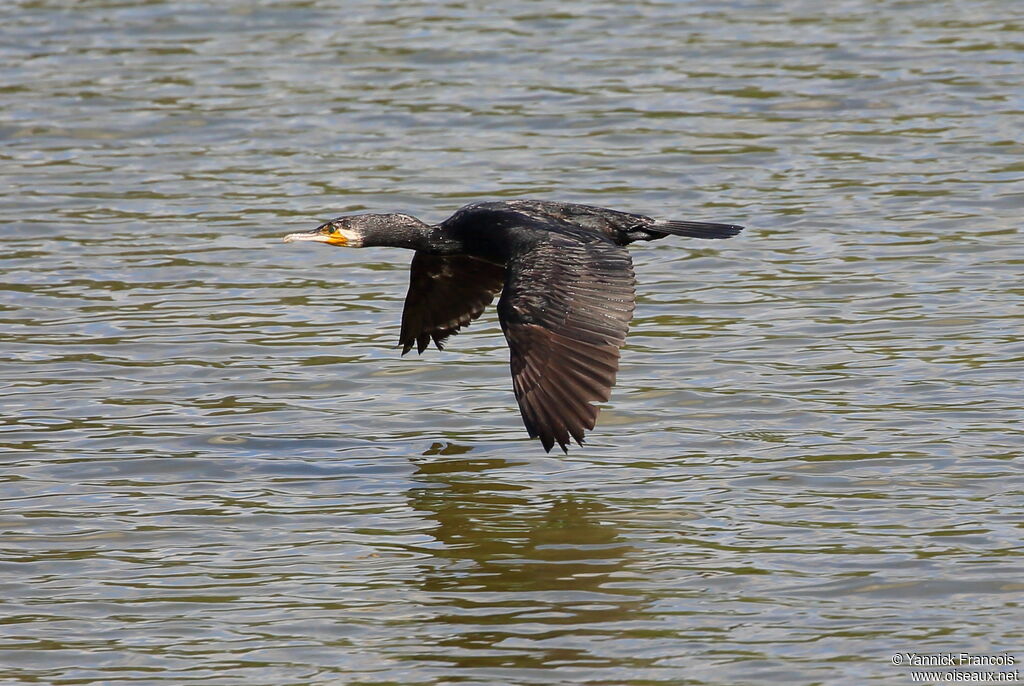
[[283, 199, 743, 452]]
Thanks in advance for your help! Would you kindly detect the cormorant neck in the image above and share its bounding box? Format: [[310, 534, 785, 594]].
[[359, 215, 451, 252], [362, 217, 465, 254]]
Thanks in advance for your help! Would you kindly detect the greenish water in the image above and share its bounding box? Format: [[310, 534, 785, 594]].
[[1, 1, 1022, 684]]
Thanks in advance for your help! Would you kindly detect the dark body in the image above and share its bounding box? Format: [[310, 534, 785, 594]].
[[285, 200, 743, 452], [430, 200, 738, 260]]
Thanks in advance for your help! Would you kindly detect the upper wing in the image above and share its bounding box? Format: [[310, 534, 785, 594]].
[[497, 234, 635, 452], [399, 253, 506, 355]]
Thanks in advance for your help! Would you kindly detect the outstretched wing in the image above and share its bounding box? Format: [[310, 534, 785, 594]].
[[399, 253, 506, 355], [497, 235, 635, 453]]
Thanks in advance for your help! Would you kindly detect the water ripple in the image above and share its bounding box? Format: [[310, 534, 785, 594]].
[[1, 0, 1021, 684]]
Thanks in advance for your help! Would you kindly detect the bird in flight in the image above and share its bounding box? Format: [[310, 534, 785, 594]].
[[284, 199, 743, 452]]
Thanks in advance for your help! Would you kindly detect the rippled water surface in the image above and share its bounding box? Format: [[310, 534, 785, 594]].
[[2, 1, 1022, 684]]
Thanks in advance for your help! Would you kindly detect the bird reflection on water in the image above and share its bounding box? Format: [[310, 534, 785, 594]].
[[404, 454, 644, 671]]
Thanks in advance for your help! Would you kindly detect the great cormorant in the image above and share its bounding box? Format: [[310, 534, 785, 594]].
[[283, 199, 743, 453]]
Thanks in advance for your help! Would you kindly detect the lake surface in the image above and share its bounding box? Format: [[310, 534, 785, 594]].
[[2, 1, 1022, 684]]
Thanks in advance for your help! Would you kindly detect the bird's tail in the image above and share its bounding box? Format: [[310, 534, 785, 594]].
[[654, 219, 744, 239]]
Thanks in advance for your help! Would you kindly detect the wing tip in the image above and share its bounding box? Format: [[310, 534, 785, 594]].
[[538, 432, 583, 454]]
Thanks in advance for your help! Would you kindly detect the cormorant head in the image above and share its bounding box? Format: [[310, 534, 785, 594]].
[[283, 213, 428, 249]]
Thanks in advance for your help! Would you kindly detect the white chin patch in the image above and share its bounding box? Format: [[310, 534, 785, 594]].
[[337, 227, 364, 247]]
